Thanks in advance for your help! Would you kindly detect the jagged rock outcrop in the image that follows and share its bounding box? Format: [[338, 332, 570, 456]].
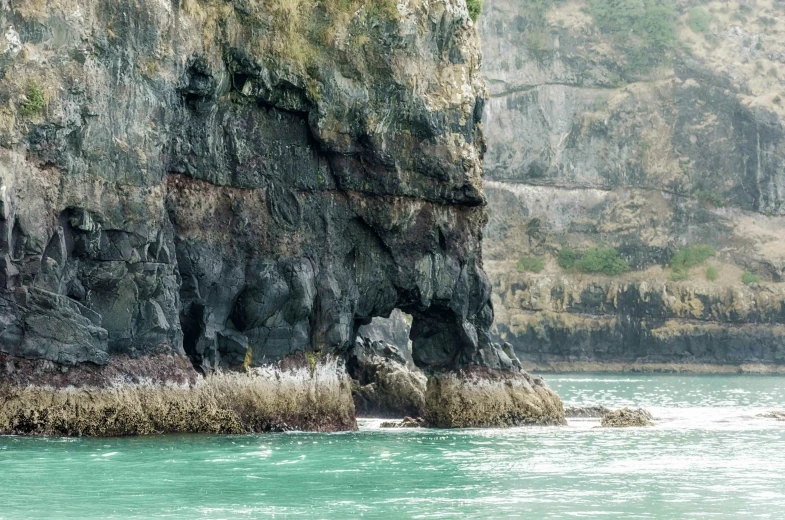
[[0, 0, 563, 432], [347, 331, 428, 419], [479, 0, 785, 371]]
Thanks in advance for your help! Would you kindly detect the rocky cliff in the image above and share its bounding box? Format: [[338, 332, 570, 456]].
[[0, 0, 563, 434], [480, 0, 785, 371]]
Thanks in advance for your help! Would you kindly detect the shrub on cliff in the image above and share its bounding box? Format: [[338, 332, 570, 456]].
[[517, 256, 545, 273], [742, 271, 760, 285], [557, 247, 579, 270], [20, 83, 45, 118], [670, 269, 688, 282], [695, 190, 724, 208], [687, 7, 712, 33], [706, 265, 718, 281], [466, 0, 482, 21], [669, 244, 715, 280], [587, 0, 677, 73], [575, 248, 629, 276]]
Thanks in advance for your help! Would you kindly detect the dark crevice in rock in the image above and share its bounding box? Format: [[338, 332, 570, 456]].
[[180, 302, 207, 375]]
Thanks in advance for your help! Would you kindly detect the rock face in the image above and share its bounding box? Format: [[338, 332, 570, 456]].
[[0, 0, 564, 432], [479, 0, 785, 371]]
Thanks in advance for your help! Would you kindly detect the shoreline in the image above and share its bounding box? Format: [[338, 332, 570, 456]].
[[522, 361, 785, 375]]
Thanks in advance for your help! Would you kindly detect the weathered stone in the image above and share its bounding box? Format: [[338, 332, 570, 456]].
[[601, 408, 655, 428], [565, 406, 613, 419], [347, 335, 427, 419], [424, 367, 565, 428], [757, 411, 785, 422], [380, 416, 424, 428]]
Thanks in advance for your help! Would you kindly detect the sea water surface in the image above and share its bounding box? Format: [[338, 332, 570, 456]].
[[1, 373, 784, 519]]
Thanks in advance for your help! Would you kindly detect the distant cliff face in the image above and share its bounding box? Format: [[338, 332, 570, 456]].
[[480, 0, 785, 370], [0, 0, 496, 380]]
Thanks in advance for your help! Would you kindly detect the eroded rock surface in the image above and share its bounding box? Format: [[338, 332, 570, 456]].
[[0, 0, 563, 432]]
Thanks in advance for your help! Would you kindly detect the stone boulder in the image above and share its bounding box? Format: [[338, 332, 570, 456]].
[[601, 408, 655, 428]]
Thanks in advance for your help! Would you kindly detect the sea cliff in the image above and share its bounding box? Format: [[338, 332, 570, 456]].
[[0, 0, 563, 434]]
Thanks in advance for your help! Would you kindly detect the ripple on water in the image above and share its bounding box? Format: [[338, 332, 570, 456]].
[[1, 374, 785, 518]]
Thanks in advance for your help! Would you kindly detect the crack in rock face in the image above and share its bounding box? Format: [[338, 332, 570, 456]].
[[0, 0, 563, 430]]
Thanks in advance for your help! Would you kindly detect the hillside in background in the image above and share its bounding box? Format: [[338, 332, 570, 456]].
[[480, 0, 785, 371]]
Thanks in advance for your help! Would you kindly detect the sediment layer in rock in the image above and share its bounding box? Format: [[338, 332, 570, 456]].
[[424, 367, 565, 428], [489, 271, 785, 371]]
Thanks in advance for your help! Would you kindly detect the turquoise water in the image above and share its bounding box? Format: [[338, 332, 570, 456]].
[[2, 374, 784, 519]]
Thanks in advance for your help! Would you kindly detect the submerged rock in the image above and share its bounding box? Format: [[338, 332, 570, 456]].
[[380, 416, 424, 428], [757, 411, 785, 421], [600, 408, 655, 428], [565, 406, 613, 418]]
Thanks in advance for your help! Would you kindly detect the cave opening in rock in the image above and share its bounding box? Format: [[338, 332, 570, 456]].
[[180, 302, 207, 374]]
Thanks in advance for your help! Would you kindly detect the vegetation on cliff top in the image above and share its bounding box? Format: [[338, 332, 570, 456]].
[[557, 247, 580, 271], [575, 247, 629, 276], [687, 7, 712, 33]]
